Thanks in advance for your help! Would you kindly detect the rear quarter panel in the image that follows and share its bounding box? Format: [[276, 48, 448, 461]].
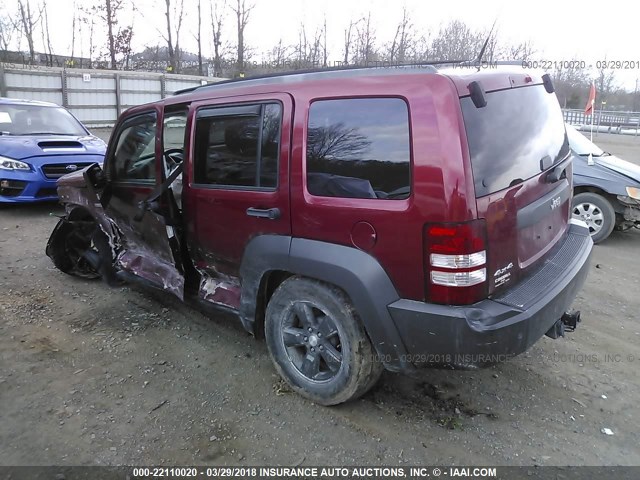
[[289, 73, 476, 301]]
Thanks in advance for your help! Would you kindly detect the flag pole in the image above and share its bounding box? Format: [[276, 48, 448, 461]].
[[588, 82, 595, 166], [590, 87, 594, 143]]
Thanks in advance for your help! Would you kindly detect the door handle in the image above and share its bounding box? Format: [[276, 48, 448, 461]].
[[246, 207, 281, 220]]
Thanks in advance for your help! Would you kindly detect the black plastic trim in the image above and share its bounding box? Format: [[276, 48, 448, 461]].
[[238, 235, 411, 371]]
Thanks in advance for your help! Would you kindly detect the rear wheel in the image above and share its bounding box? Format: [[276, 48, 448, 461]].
[[264, 276, 383, 405], [572, 192, 615, 244]]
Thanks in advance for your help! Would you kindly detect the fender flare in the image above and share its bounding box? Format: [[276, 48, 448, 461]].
[[239, 235, 412, 371]]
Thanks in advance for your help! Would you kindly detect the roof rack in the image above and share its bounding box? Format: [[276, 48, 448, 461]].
[[174, 60, 469, 95]]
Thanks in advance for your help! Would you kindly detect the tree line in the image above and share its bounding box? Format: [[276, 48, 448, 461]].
[[0, 1, 636, 110]]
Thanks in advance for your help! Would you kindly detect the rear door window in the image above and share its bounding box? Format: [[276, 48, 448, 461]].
[[193, 103, 281, 189], [460, 85, 570, 197], [306, 98, 411, 200]]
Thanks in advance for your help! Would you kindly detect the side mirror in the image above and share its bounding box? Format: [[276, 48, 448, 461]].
[[82, 163, 106, 205]]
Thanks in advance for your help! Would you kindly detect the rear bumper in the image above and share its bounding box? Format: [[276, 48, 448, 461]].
[[388, 220, 593, 368]]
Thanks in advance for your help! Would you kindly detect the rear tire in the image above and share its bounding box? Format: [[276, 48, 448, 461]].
[[264, 276, 383, 405], [572, 192, 615, 244]]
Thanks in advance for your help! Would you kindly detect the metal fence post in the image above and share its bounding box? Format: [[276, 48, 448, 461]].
[[160, 75, 166, 99], [0, 64, 7, 97], [115, 72, 121, 118], [61, 69, 68, 107]]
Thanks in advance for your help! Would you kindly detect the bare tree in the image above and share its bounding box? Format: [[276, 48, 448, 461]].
[[164, 0, 185, 73], [41, 0, 53, 66], [500, 40, 535, 61], [266, 38, 291, 69], [72, 6, 92, 67], [114, 25, 133, 69], [596, 58, 617, 103], [193, 0, 203, 75], [70, 6, 77, 65], [209, 0, 226, 77], [88, 0, 125, 69], [232, 0, 254, 75], [342, 19, 356, 64], [86, 15, 96, 68], [0, 9, 17, 56], [429, 19, 485, 62], [386, 7, 413, 64], [296, 23, 325, 68], [105, 0, 121, 69], [353, 13, 377, 64], [16, 0, 42, 64], [322, 16, 327, 67]]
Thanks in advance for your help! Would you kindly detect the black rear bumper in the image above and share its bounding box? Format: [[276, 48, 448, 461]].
[[388, 221, 593, 368]]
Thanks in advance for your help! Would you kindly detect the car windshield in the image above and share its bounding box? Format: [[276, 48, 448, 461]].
[[0, 104, 87, 136], [565, 124, 606, 156]]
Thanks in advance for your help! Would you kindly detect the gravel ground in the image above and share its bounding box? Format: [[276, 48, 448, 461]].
[[0, 133, 639, 467]]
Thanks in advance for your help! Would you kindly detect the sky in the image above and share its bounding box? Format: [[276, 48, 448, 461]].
[[4, 0, 640, 90]]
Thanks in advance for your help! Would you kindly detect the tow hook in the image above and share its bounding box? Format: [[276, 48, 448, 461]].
[[561, 310, 581, 332], [545, 310, 581, 339]]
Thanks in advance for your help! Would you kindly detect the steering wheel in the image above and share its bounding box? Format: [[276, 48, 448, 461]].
[[164, 148, 184, 169]]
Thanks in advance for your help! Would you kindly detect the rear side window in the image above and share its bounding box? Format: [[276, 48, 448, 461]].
[[193, 103, 281, 189], [461, 85, 570, 197], [306, 98, 411, 200]]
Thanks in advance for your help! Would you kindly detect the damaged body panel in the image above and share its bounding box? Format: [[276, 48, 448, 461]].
[[48, 165, 186, 297], [47, 105, 187, 301]]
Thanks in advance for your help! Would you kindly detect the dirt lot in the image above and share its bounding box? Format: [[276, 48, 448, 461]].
[[1, 133, 639, 467]]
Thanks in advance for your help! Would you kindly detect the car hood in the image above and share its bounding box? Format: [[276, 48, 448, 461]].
[[0, 134, 106, 160], [596, 154, 640, 183]]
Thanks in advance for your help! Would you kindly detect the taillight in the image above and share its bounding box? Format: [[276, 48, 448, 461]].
[[424, 220, 488, 305]]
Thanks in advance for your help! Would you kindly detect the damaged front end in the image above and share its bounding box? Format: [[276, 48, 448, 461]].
[[616, 194, 640, 230], [46, 162, 187, 300], [46, 163, 121, 282]]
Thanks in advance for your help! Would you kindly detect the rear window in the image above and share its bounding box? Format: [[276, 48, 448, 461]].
[[461, 85, 569, 197]]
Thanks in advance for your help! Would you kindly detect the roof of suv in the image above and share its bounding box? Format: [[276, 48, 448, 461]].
[[176, 64, 440, 95], [126, 64, 545, 114]]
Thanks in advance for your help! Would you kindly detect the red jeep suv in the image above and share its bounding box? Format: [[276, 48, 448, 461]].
[[47, 65, 593, 405]]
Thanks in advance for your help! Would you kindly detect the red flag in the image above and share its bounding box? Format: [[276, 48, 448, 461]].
[[584, 82, 596, 115]]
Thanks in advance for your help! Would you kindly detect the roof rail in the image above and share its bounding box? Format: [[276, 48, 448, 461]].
[[174, 60, 468, 95], [453, 59, 527, 69]]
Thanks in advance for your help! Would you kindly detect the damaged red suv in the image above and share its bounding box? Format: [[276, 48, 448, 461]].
[[46, 65, 593, 405]]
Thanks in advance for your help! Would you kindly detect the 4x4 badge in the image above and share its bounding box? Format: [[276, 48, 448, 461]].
[[551, 196, 561, 210]]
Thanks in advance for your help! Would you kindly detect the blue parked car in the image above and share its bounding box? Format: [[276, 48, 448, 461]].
[[0, 98, 106, 203]]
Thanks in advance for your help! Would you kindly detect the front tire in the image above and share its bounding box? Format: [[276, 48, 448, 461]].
[[572, 192, 615, 244], [264, 277, 383, 405]]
